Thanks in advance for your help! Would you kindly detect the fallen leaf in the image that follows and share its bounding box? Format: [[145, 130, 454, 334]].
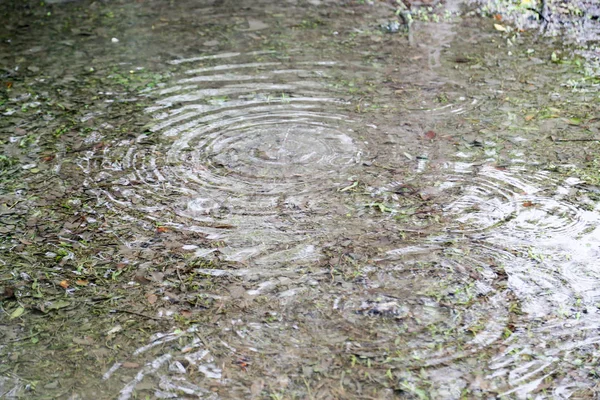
[[424, 130, 436, 140], [1, 286, 15, 300], [522, 201, 536, 207], [122, 362, 140, 369], [180, 309, 192, 318], [73, 336, 95, 345], [134, 275, 151, 285], [494, 24, 507, 32], [146, 293, 157, 304], [47, 300, 70, 310], [59, 280, 69, 289], [246, 18, 269, 31], [106, 325, 122, 335], [525, 115, 535, 121], [493, 14, 502, 21], [10, 306, 25, 319], [156, 226, 169, 233], [75, 279, 89, 286]]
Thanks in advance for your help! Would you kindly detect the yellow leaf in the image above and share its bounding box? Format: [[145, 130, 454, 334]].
[[10, 306, 25, 319], [494, 24, 507, 32]]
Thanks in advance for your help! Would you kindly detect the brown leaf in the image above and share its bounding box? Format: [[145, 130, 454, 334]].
[[1, 286, 15, 300], [424, 130, 436, 140], [59, 280, 69, 289], [146, 293, 157, 304], [134, 275, 151, 285], [156, 226, 169, 233], [122, 362, 140, 369], [75, 279, 89, 286]]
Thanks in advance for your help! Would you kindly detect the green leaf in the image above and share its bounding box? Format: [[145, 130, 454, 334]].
[[47, 300, 70, 310], [339, 181, 358, 192]]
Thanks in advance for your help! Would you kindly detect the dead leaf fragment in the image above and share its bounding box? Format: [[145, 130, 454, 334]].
[[75, 279, 89, 286], [106, 325, 122, 335], [494, 24, 507, 32], [122, 362, 140, 369], [424, 130, 436, 140], [73, 336, 95, 345], [246, 18, 269, 31], [134, 275, 151, 285], [146, 293, 158, 304], [1, 286, 15, 300], [59, 280, 69, 289]]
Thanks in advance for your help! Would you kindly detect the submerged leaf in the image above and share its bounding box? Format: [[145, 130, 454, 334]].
[[10, 306, 25, 319], [47, 300, 71, 310]]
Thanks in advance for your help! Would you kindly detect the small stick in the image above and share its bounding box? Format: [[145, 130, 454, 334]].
[[113, 309, 161, 321], [551, 137, 600, 142]]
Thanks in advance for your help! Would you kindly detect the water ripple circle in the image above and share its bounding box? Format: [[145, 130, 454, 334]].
[[81, 52, 368, 264], [435, 165, 591, 241]]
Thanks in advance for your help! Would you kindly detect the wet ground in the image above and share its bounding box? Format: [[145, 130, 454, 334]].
[[1, 0, 600, 398]]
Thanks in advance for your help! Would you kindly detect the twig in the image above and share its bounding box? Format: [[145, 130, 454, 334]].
[[9, 332, 41, 343], [113, 309, 161, 321], [551, 137, 600, 142]]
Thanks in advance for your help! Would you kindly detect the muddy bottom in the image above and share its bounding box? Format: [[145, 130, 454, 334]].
[[1, 0, 600, 398]]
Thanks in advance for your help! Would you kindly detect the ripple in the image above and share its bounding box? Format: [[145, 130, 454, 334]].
[[336, 242, 513, 367], [81, 52, 369, 265], [434, 165, 594, 241]]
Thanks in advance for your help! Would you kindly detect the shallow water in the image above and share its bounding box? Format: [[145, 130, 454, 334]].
[[1, 0, 600, 398]]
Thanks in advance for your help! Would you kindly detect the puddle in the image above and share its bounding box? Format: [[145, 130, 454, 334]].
[[1, 0, 600, 398]]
